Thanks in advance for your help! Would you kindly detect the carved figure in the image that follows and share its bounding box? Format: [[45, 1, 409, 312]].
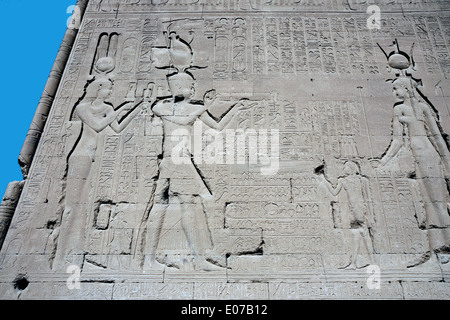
[[378, 76, 450, 263], [318, 161, 376, 269], [54, 57, 144, 268], [142, 72, 252, 271], [375, 40, 450, 266]]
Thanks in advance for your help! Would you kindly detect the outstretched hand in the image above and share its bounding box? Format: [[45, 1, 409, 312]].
[[236, 99, 257, 111], [203, 89, 217, 108]]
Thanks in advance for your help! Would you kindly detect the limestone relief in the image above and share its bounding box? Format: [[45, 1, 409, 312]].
[[375, 40, 450, 266], [51, 30, 450, 272], [139, 29, 255, 271], [1, 5, 450, 300], [53, 34, 146, 269], [316, 161, 376, 269]]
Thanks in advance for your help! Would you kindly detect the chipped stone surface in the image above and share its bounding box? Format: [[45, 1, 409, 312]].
[[1, 0, 450, 299]]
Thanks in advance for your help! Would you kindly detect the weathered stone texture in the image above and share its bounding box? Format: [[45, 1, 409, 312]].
[[1, 0, 450, 299]]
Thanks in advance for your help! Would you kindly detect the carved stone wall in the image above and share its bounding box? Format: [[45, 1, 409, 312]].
[[1, 0, 449, 299]]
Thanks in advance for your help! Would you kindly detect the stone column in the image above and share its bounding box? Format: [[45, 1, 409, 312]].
[[0, 181, 24, 250]]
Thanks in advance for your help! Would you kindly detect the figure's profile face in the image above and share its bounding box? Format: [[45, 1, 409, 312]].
[[344, 162, 358, 175], [169, 78, 195, 99], [185, 82, 195, 99], [393, 85, 407, 100], [98, 81, 113, 100], [86, 78, 113, 101], [392, 78, 414, 100]]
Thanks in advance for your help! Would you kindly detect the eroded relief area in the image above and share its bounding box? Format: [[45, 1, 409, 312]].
[[0, 5, 450, 299]]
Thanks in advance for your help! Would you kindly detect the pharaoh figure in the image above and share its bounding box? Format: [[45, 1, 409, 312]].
[[379, 76, 450, 261], [141, 72, 253, 271], [318, 161, 376, 269], [53, 57, 144, 269], [140, 29, 253, 271]]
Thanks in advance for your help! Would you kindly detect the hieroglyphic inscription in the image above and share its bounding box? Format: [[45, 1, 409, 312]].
[[2, 3, 450, 300]]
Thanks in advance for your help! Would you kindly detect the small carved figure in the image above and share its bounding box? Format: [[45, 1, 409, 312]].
[[317, 161, 376, 269]]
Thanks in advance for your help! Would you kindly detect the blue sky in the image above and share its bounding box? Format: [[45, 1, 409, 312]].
[[0, 0, 76, 197]]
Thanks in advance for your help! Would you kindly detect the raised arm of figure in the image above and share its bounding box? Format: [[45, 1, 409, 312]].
[[317, 174, 342, 197], [200, 100, 253, 131], [76, 103, 117, 133], [380, 107, 404, 166], [110, 99, 144, 133]]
